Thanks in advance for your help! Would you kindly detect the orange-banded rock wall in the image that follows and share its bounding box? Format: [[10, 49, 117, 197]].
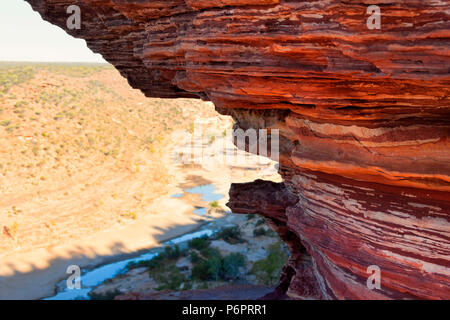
[[26, 0, 450, 299]]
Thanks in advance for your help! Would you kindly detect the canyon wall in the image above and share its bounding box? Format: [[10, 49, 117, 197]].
[[25, 0, 450, 299]]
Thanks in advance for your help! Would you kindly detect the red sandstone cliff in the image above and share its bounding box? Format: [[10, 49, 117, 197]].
[[25, 0, 450, 299]]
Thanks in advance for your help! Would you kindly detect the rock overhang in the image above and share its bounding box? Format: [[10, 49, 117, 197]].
[[25, 0, 450, 299]]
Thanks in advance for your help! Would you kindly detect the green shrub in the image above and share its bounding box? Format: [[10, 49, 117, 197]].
[[164, 244, 181, 260], [209, 201, 219, 208], [191, 260, 211, 281], [251, 242, 288, 285], [0, 120, 11, 127], [253, 227, 268, 237], [5, 124, 19, 133], [188, 236, 210, 251], [121, 211, 137, 220], [255, 218, 266, 227], [192, 248, 223, 281], [222, 253, 246, 280], [150, 263, 190, 291], [32, 146, 40, 156], [126, 245, 191, 291], [127, 255, 163, 270], [191, 249, 246, 281], [215, 226, 244, 244], [126, 245, 181, 270], [190, 251, 200, 263]]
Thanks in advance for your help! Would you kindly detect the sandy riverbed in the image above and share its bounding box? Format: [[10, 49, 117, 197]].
[[0, 126, 280, 300]]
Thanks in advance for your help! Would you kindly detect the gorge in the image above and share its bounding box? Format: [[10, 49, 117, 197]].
[[24, 0, 450, 299]]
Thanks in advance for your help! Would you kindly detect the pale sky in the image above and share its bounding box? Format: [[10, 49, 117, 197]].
[[0, 0, 106, 62]]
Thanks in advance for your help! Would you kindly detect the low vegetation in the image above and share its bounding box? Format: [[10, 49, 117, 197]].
[[191, 247, 247, 282], [0, 64, 37, 96], [188, 236, 210, 251], [214, 226, 244, 244], [0, 62, 216, 189], [89, 289, 122, 300], [253, 227, 269, 237], [0, 62, 218, 253], [251, 242, 288, 285], [126, 236, 248, 291], [123, 220, 289, 292], [209, 200, 219, 208]]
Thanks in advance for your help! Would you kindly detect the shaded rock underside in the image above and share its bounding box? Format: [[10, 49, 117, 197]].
[[26, 0, 450, 299]]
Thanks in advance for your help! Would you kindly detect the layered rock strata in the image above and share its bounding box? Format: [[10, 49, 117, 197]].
[[25, 0, 450, 299]]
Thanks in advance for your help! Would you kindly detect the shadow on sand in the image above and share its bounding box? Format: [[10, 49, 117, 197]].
[[0, 217, 217, 300]]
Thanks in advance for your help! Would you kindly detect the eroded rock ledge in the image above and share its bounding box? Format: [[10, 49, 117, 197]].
[[26, 0, 450, 299]]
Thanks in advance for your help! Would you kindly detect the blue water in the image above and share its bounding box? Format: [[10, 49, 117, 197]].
[[46, 229, 215, 300], [185, 184, 224, 202], [45, 183, 225, 300], [193, 207, 207, 216], [171, 193, 183, 198]]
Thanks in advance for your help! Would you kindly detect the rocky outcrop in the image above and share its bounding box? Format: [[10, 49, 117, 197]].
[[26, 0, 450, 299]]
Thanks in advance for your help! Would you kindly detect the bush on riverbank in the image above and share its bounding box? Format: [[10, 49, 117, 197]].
[[191, 248, 246, 281], [126, 244, 184, 270], [214, 226, 244, 244], [118, 221, 288, 293], [150, 262, 192, 291], [188, 236, 210, 250], [251, 242, 287, 285]]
